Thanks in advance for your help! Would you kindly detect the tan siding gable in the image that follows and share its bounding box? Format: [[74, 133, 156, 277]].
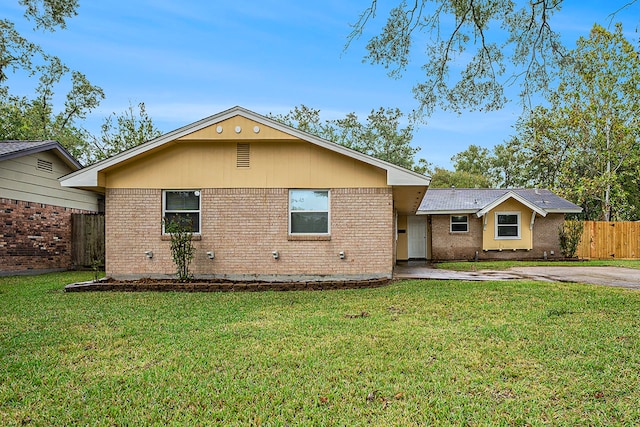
[[177, 116, 298, 141], [482, 198, 535, 251], [0, 151, 99, 211], [104, 139, 387, 189]]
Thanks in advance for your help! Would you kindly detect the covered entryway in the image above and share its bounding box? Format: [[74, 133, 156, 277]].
[[407, 215, 427, 259]]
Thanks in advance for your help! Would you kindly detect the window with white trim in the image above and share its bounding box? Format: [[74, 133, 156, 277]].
[[450, 215, 468, 232], [495, 212, 520, 239], [163, 190, 201, 233], [289, 190, 329, 234]]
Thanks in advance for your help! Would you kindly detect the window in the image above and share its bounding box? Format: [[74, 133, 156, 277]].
[[450, 215, 468, 232], [163, 190, 201, 233], [495, 212, 520, 239], [289, 190, 329, 234]]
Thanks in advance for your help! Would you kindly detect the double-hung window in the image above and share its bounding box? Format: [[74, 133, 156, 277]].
[[163, 190, 201, 233], [495, 212, 520, 239], [289, 190, 329, 234], [450, 215, 469, 232]]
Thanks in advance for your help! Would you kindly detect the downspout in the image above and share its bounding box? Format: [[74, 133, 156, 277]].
[[529, 211, 536, 250]]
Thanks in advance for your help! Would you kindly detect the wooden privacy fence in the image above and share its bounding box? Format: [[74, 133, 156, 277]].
[[576, 221, 640, 259], [71, 213, 105, 268]]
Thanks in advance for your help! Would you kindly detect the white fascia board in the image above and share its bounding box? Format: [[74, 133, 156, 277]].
[[544, 207, 584, 214], [475, 191, 548, 218], [60, 106, 432, 188]]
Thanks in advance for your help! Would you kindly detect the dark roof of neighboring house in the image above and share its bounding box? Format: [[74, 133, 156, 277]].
[[419, 188, 583, 216], [0, 140, 82, 170]]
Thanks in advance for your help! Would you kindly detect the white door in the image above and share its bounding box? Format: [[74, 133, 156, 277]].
[[407, 215, 427, 259]]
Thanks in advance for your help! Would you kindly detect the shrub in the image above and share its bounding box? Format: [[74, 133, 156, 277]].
[[163, 217, 196, 281], [558, 220, 584, 258]]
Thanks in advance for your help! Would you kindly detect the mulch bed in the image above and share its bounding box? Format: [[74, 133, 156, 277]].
[[64, 277, 391, 292]]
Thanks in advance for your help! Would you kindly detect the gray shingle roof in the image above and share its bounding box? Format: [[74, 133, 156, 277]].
[[419, 188, 582, 214], [0, 140, 82, 169]]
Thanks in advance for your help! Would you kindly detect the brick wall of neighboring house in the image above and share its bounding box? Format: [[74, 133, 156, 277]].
[[106, 188, 394, 281], [0, 198, 90, 273], [429, 213, 565, 261]]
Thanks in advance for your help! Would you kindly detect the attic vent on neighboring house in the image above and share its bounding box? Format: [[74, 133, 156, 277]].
[[237, 143, 250, 168], [37, 159, 53, 172]]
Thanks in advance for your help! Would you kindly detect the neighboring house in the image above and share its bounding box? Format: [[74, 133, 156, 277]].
[[409, 188, 582, 261], [0, 141, 102, 275], [60, 106, 431, 282]]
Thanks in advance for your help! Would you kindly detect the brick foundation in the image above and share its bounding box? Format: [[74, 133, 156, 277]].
[[0, 198, 92, 274], [106, 188, 394, 281]]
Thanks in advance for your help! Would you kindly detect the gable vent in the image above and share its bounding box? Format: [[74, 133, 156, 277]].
[[37, 159, 53, 172], [236, 143, 250, 168]]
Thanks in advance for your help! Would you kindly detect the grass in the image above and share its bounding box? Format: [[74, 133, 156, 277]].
[[435, 259, 640, 272], [2, 272, 640, 425]]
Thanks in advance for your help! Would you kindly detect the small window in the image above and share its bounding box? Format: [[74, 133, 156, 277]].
[[289, 190, 329, 234], [450, 215, 468, 232], [163, 190, 201, 233], [496, 212, 520, 239]]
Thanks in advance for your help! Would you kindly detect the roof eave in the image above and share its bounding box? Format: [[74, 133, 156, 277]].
[[417, 209, 479, 215], [476, 191, 548, 218]]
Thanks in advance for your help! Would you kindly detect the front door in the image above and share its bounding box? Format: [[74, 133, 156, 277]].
[[407, 215, 427, 259]]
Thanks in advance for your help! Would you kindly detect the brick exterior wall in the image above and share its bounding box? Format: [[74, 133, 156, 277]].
[[106, 188, 394, 280], [430, 215, 484, 261], [429, 213, 565, 261], [0, 198, 91, 273]]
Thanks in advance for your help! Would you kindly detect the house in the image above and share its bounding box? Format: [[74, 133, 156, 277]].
[[410, 188, 582, 261], [0, 141, 102, 275], [60, 106, 431, 282]]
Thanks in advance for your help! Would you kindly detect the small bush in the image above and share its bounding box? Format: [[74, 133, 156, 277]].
[[164, 217, 196, 281], [558, 220, 584, 258]]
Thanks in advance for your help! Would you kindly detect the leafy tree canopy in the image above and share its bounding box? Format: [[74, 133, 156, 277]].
[[347, 0, 639, 117], [0, 1, 161, 164], [269, 105, 429, 174]]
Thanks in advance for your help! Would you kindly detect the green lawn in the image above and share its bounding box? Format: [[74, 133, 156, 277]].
[[2, 272, 640, 426], [435, 259, 640, 272]]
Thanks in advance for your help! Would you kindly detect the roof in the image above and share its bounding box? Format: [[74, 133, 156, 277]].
[[59, 106, 431, 189], [0, 140, 83, 170], [418, 188, 583, 216]]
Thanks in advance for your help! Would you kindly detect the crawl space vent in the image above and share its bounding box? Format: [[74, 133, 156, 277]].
[[236, 143, 250, 168]]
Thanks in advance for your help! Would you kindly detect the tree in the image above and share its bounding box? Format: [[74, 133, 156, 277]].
[[269, 105, 429, 174], [91, 102, 162, 161], [346, 1, 638, 117], [1, 0, 79, 82], [512, 24, 640, 220], [428, 167, 491, 188], [1, 1, 107, 164], [451, 144, 492, 178]]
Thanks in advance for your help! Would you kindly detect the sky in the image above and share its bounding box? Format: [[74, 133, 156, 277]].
[[2, 1, 638, 168]]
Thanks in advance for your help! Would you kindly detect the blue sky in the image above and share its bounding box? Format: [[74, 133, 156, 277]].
[[2, 1, 638, 168]]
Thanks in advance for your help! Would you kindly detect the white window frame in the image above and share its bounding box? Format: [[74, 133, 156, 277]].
[[162, 190, 201, 234], [288, 189, 330, 235], [495, 211, 520, 240], [450, 215, 469, 233]]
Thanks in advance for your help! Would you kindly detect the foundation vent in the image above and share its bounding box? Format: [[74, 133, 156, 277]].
[[37, 159, 53, 172], [237, 143, 250, 168]]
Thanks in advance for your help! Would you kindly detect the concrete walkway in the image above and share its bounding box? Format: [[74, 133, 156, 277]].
[[394, 263, 640, 290]]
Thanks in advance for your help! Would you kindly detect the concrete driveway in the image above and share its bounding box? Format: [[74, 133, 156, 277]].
[[394, 263, 640, 290], [508, 266, 640, 290]]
